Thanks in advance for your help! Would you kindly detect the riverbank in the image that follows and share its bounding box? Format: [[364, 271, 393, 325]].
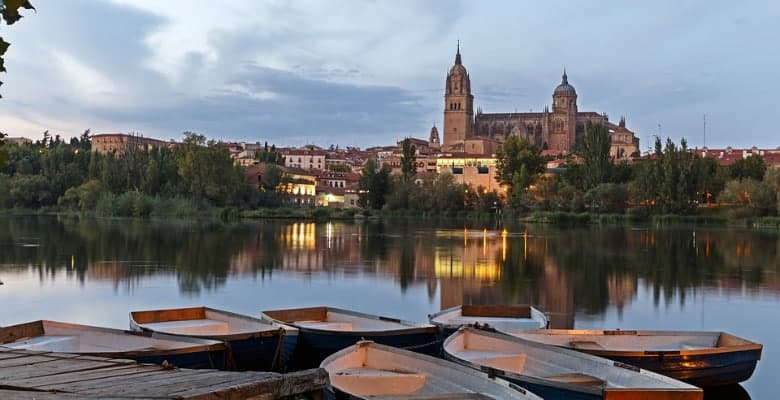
[[2, 206, 779, 229]]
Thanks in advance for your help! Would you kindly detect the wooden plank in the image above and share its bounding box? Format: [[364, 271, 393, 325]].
[[262, 307, 327, 323], [177, 368, 328, 400], [114, 374, 264, 398], [38, 369, 173, 392], [0, 355, 65, 369], [8, 364, 154, 387], [75, 370, 247, 397], [131, 307, 206, 325], [461, 305, 531, 318], [59, 369, 216, 395], [0, 359, 121, 382]]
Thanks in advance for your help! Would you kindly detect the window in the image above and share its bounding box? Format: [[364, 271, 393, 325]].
[[452, 167, 463, 174], [477, 166, 489, 174]]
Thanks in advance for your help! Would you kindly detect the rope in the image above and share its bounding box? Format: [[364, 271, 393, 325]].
[[270, 328, 285, 371]]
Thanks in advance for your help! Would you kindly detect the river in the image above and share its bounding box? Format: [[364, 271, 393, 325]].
[[0, 215, 777, 399]]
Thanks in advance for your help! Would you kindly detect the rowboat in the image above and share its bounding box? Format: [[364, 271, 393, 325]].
[[499, 328, 763, 387], [130, 306, 297, 371], [321, 340, 542, 400], [429, 305, 549, 335], [444, 327, 703, 400], [0, 320, 226, 369], [261, 306, 440, 368]]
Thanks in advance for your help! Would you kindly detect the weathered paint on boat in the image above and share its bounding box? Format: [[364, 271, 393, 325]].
[[501, 328, 762, 387], [444, 327, 703, 400], [261, 306, 440, 368], [130, 306, 297, 371], [321, 340, 542, 400], [0, 320, 227, 369], [429, 304, 549, 335]]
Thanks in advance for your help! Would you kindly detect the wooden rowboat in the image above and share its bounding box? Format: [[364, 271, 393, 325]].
[[444, 327, 703, 400], [429, 305, 549, 335], [321, 340, 542, 400], [130, 306, 297, 371], [498, 328, 763, 387], [261, 306, 440, 368], [0, 320, 226, 369]]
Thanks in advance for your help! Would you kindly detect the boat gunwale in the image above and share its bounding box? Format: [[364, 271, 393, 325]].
[[260, 306, 439, 337], [321, 340, 542, 400], [428, 305, 549, 331], [129, 306, 296, 341], [501, 328, 763, 358], [0, 320, 228, 357], [442, 327, 702, 396]]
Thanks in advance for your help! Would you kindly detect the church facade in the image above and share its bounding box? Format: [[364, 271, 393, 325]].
[[443, 45, 639, 158]]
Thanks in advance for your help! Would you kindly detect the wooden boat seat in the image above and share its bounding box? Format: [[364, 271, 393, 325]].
[[296, 321, 354, 331], [544, 372, 606, 387], [569, 341, 605, 350], [331, 368, 426, 396], [143, 319, 231, 335], [455, 350, 527, 373]]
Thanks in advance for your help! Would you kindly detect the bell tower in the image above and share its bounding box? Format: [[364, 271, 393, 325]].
[[443, 42, 474, 147]]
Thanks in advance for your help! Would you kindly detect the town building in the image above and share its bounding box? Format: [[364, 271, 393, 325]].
[[442, 44, 639, 159], [696, 147, 780, 167], [436, 153, 501, 192], [92, 133, 177, 154], [281, 147, 326, 170], [3, 137, 33, 145]]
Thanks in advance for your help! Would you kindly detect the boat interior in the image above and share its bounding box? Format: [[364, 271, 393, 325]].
[[264, 307, 426, 332], [0, 320, 217, 353], [323, 343, 526, 399], [445, 329, 695, 390], [431, 305, 547, 330], [132, 307, 281, 336], [503, 329, 740, 352]]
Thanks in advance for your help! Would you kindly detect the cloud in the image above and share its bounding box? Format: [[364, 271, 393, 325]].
[[0, 0, 778, 148], [86, 64, 430, 146]]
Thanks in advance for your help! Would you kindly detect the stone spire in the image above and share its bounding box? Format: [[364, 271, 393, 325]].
[[455, 40, 462, 65], [562, 67, 568, 85]]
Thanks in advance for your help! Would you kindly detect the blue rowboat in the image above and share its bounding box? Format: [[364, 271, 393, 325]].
[[429, 305, 549, 336], [444, 327, 703, 400], [321, 340, 542, 400], [0, 320, 226, 369], [500, 328, 763, 387], [260, 306, 440, 368], [129, 306, 297, 371]]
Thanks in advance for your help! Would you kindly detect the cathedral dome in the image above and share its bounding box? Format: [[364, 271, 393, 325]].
[[554, 70, 576, 96]]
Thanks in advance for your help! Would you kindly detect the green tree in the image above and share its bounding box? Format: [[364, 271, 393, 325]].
[[495, 136, 547, 199], [400, 138, 417, 183], [0, 131, 6, 169], [720, 179, 776, 216], [256, 142, 285, 164], [581, 121, 612, 189], [358, 159, 391, 209], [1, 0, 35, 98], [730, 154, 766, 181]]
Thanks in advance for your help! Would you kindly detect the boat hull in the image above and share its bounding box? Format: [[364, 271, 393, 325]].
[[443, 353, 599, 400], [293, 330, 440, 369], [590, 349, 761, 387], [224, 333, 298, 371]]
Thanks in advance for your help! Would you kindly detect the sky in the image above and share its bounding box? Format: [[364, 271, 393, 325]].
[[0, 0, 778, 150]]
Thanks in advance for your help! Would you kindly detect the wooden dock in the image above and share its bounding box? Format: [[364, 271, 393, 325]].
[[0, 347, 328, 399]]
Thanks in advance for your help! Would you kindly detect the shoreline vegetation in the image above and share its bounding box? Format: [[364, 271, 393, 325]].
[[1, 131, 778, 229], [2, 206, 779, 229]]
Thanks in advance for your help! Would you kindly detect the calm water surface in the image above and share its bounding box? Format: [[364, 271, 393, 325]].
[[0, 215, 778, 399]]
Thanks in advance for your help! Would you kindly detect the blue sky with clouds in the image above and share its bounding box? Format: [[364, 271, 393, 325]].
[[1, 0, 778, 149]]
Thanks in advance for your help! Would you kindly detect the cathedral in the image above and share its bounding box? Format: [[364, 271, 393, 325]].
[[442, 44, 640, 158]]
